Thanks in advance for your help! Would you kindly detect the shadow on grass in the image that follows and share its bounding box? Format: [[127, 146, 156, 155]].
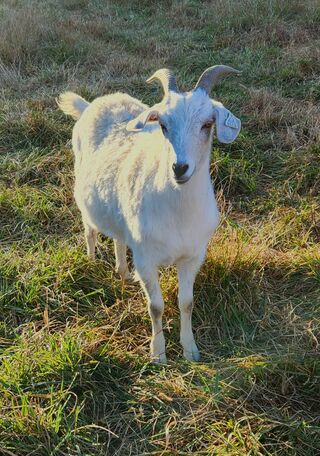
[[184, 253, 320, 360], [0, 251, 319, 454], [0, 247, 130, 335], [0, 344, 154, 455]]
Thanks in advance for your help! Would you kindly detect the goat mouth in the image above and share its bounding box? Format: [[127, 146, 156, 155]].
[[174, 168, 195, 185], [175, 176, 190, 184]]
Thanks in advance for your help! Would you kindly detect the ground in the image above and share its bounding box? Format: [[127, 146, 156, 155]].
[[0, 0, 319, 454]]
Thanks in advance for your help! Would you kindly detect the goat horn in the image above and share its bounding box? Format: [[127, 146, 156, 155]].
[[146, 68, 179, 96], [194, 65, 241, 93]]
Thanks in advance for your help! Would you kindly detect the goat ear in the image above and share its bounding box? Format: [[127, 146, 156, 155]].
[[126, 110, 159, 132], [212, 101, 241, 144]]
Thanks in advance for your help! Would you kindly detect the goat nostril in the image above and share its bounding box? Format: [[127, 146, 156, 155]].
[[180, 164, 189, 176], [172, 163, 189, 179]]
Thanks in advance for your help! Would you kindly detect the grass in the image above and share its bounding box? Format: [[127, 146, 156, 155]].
[[0, 0, 319, 454]]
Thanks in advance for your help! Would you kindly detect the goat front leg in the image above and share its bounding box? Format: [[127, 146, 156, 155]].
[[84, 222, 97, 259], [177, 256, 203, 362], [114, 240, 131, 281], [135, 261, 166, 364]]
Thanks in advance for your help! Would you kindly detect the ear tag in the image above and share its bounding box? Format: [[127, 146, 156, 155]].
[[225, 112, 238, 129]]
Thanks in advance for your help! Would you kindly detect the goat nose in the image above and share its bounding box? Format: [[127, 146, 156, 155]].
[[172, 163, 189, 179]]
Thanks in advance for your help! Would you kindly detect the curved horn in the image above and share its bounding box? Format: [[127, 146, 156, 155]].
[[194, 65, 241, 93], [146, 68, 179, 96]]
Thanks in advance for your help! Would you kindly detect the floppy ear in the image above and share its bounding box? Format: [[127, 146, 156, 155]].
[[126, 109, 159, 132], [212, 101, 241, 144]]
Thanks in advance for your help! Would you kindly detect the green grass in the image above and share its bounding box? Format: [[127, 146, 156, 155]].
[[0, 0, 320, 454]]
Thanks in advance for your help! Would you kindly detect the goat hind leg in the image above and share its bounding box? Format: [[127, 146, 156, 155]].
[[84, 222, 97, 259], [114, 240, 130, 281]]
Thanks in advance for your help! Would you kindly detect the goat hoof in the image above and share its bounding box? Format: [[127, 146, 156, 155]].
[[151, 353, 167, 364], [116, 267, 131, 282], [121, 271, 132, 282], [183, 347, 200, 362]]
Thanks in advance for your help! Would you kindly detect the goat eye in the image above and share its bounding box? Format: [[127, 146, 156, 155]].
[[160, 123, 167, 134], [201, 121, 213, 130], [148, 113, 159, 122]]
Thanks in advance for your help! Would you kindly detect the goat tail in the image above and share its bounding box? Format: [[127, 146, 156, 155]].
[[56, 92, 89, 120]]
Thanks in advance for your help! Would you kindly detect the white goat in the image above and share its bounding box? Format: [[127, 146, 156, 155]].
[[58, 66, 241, 363]]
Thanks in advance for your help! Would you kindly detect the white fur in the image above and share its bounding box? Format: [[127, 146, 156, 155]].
[[58, 82, 241, 363]]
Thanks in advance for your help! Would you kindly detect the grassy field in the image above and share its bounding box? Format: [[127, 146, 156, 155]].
[[0, 0, 319, 454]]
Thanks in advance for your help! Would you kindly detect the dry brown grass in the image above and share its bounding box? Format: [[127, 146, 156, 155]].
[[244, 88, 320, 149], [284, 42, 320, 77], [0, 59, 23, 88], [0, 5, 51, 64]]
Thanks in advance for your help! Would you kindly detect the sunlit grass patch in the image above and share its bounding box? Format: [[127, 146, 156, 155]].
[[0, 105, 72, 151]]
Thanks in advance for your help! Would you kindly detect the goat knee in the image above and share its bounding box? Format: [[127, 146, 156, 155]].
[[149, 302, 163, 320], [179, 300, 193, 314]]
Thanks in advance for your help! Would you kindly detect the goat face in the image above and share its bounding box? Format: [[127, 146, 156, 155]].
[[126, 67, 241, 185], [127, 66, 241, 184], [153, 90, 218, 184]]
